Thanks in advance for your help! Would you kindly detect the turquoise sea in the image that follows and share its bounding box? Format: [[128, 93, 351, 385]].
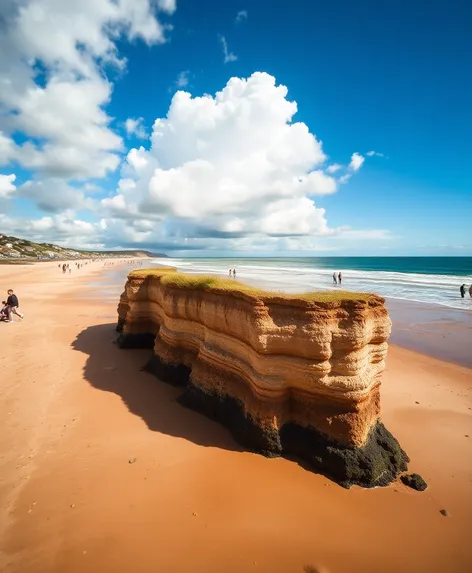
[[151, 256, 472, 311]]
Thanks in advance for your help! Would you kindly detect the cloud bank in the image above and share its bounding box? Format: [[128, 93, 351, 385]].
[[99, 72, 382, 250], [0, 2, 387, 252], [0, 0, 174, 180]]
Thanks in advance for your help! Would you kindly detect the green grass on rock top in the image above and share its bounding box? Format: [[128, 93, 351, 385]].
[[129, 267, 379, 304]]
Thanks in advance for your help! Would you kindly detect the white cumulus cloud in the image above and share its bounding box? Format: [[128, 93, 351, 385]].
[[0, 174, 17, 199], [366, 150, 385, 157], [326, 163, 342, 173], [125, 117, 147, 139], [0, 0, 175, 179], [0, 211, 101, 247], [175, 70, 191, 88], [349, 152, 365, 171], [18, 179, 96, 213], [103, 72, 338, 244]]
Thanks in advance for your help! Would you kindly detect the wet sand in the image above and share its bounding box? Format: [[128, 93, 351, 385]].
[[386, 299, 472, 368], [1, 262, 471, 573]]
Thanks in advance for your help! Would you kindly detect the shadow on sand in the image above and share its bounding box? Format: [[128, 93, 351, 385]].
[[72, 323, 242, 453]]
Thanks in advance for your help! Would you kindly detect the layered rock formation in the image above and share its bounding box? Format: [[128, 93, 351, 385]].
[[117, 268, 409, 488]]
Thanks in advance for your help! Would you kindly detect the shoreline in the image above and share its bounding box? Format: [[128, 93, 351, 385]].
[[0, 261, 471, 572], [386, 298, 472, 368], [103, 261, 472, 368]]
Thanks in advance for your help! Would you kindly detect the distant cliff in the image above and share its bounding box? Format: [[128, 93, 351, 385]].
[[0, 234, 166, 262], [116, 268, 410, 488]]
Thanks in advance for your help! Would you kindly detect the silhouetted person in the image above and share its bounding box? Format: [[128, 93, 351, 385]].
[[338, 272, 342, 285], [333, 272, 337, 285], [469, 285, 472, 298], [460, 284, 466, 298]]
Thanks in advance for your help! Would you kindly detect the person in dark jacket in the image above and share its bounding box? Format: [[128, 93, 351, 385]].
[[5, 289, 24, 322], [460, 284, 466, 298]]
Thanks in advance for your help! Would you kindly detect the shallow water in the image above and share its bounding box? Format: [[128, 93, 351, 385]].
[[94, 258, 472, 367], [158, 256, 472, 311]]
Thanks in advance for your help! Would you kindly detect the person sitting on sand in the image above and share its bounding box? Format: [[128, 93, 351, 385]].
[[460, 284, 466, 298], [0, 301, 10, 322], [5, 289, 24, 322]]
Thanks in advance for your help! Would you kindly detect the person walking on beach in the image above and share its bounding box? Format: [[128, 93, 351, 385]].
[[233, 268, 236, 279], [228, 268, 232, 277], [5, 289, 24, 322], [469, 285, 472, 298], [338, 272, 342, 285], [460, 284, 466, 298], [333, 272, 337, 285]]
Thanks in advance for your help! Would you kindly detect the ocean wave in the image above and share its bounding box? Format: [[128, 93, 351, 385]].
[[151, 257, 472, 311]]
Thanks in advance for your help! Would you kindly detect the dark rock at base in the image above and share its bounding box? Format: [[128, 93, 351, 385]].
[[439, 509, 449, 516], [124, 353, 409, 488], [144, 355, 191, 387], [116, 332, 155, 349], [179, 383, 282, 456], [179, 381, 408, 488], [280, 419, 409, 489], [400, 472, 428, 491]]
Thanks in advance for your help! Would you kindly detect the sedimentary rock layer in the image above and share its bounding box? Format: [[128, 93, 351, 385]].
[[117, 268, 409, 487]]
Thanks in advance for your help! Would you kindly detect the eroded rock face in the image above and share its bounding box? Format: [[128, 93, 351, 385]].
[[117, 270, 409, 487]]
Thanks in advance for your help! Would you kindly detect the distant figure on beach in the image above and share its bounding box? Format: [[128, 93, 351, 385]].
[[469, 285, 472, 298], [228, 268, 232, 277], [338, 272, 342, 285], [333, 272, 337, 285], [4, 289, 24, 322], [233, 268, 236, 279], [460, 284, 466, 298]]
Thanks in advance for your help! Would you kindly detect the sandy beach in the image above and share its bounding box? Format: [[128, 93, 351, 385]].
[[1, 262, 471, 573]]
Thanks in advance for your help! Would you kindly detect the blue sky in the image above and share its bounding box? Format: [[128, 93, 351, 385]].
[[0, 0, 470, 255]]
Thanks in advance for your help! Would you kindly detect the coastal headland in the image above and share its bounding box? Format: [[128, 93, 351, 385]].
[[0, 261, 471, 573], [117, 268, 409, 488]]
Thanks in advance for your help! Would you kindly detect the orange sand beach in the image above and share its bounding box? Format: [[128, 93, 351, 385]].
[[0, 262, 471, 573]]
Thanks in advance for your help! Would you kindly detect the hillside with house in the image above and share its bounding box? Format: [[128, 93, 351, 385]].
[[0, 234, 163, 262]]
